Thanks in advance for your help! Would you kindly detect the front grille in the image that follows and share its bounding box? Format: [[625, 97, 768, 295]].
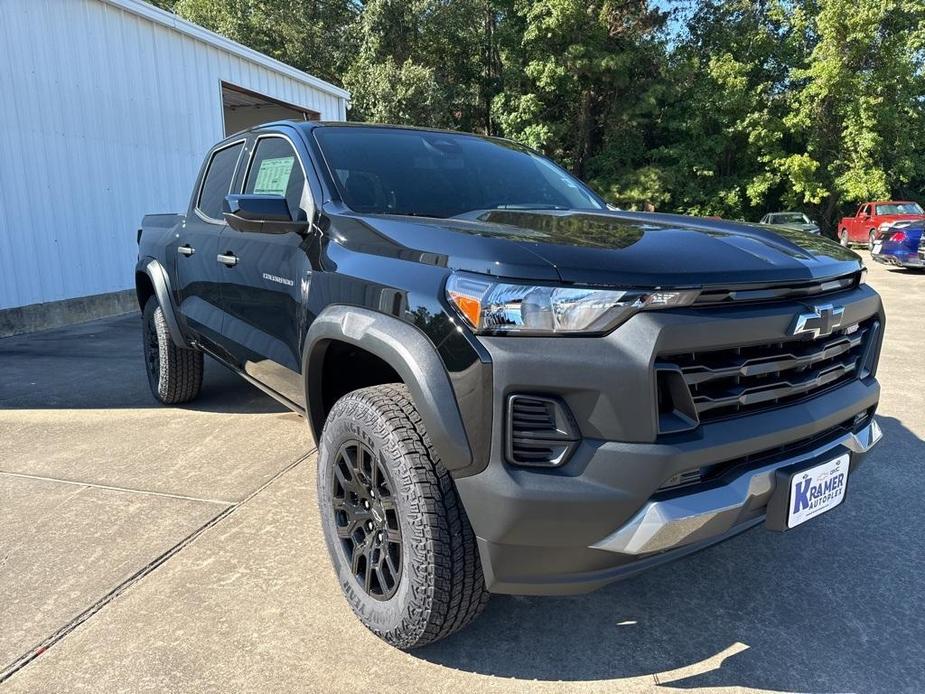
[[658, 318, 878, 424]]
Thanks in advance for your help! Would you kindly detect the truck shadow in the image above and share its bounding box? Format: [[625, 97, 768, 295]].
[[0, 313, 288, 415], [416, 415, 924, 693]]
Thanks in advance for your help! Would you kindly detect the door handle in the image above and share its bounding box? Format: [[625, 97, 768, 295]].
[[178, 245, 195, 256], [217, 252, 238, 267]]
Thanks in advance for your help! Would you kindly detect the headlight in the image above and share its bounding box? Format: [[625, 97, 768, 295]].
[[446, 273, 699, 335]]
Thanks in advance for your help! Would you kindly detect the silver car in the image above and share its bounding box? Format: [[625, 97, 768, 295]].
[[760, 211, 821, 234]]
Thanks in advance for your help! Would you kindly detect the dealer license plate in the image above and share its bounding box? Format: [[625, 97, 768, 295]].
[[872, 241, 883, 254], [787, 454, 850, 529]]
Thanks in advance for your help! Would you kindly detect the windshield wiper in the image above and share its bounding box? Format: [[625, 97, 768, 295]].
[[492, 204, 569, 210], [380, 211, 446, 219], [451, 204, 571, 217]]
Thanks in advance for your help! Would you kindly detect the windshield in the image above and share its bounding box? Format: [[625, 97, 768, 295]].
[[313, 126, 604, 218], [876, 202, 924, 215], [775, 213, 811, 224]]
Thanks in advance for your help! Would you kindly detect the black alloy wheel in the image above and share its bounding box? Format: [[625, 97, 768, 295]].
[[331, 440, 402, 600], [316, 383, 489, 648]]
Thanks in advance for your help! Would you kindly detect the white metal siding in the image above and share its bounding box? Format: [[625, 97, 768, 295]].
[[0, 0, 347, 310]]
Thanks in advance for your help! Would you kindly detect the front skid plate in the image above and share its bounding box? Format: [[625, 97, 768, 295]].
[[591, 419, 882, 555]]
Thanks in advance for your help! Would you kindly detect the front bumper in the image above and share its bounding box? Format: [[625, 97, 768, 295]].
[[454, 285, 884, 595], [592, 418, 881, 556], [457, 401, 881, 595]]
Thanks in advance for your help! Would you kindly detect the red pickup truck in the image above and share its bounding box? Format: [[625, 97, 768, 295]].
[[838, 200, 925, 248]]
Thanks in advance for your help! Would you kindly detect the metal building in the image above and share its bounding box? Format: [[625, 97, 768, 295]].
[[0, 0, 349, 334]]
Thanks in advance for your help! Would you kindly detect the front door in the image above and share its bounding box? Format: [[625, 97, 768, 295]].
[[852, 204, 871, 242], [217, 133, 315, 407], [175, 139, 245, 348]]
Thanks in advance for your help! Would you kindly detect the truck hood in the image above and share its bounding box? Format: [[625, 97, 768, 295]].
[[333, 209, 862, 286]]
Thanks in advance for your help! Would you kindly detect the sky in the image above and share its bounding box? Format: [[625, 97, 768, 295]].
[[654, 0, 690, 41]]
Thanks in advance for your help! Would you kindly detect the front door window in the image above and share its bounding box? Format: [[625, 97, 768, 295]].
[[244, 137, 308, 221]]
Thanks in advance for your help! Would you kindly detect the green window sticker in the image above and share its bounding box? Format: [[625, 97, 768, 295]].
[[253, 156, 295, 196]]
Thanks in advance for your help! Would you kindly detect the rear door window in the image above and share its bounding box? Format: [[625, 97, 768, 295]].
[[197, 141, 244, 221]]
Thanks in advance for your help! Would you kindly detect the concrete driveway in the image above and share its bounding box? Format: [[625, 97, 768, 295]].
[[1, 255, 923, 693]]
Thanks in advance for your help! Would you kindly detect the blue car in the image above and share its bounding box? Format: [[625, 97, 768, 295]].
[[871, 221, 923, 269]]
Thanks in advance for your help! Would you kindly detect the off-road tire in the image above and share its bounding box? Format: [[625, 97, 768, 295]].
[[142, 296, 203, 404], [839, 228, 849, 246], [868, 229, 876, 250], [317, 383, 489, 649]]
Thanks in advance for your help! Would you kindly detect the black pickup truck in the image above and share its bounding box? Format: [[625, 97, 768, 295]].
[[136, 121, 884, 649]]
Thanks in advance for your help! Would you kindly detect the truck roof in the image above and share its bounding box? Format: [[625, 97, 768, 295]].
[[223, 119, 523, 147], [301, 121, 482, 136]]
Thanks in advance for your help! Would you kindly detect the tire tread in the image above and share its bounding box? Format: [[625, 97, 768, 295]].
[[143, 297, 203, 404], [320, 383, 488, 648]]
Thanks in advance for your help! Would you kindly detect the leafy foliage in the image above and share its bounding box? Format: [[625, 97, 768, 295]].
[[170, 0, 357, 84], [159, 0, 925, 230]]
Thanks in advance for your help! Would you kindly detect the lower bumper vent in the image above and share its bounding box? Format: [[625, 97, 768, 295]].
[[506, 395, 579, 467]]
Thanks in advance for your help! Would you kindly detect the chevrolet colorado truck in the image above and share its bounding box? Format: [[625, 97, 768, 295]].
[[136, 121, 885, 649]]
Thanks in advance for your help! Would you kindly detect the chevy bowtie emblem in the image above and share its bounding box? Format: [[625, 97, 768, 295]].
[[791, 304, 845, 339]]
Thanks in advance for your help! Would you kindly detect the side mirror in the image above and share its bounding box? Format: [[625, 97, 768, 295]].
[[222, 194, 310, 235]]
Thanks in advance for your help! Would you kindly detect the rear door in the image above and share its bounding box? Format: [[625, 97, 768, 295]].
[[175, 139, 245, 347], [216, 130, 317, 407]]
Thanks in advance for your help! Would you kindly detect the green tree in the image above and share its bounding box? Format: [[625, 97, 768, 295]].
[[663, 1, 805, 217], [345, 57, 449, 125], [492, 0, 667, 184], [171, 0, 359, 85], [616, 0, 925, 225], [344, 0, 494, 129], [777, 0, 925, 230], [156, 0, 925, 227]]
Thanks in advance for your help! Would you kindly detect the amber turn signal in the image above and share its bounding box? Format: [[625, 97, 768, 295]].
[[447, 290, 482, 328]]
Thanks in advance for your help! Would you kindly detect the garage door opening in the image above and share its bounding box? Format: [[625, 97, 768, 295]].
[[222, 82, 319, 135]]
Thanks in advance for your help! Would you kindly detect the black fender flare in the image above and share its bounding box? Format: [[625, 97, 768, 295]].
[[303, 305, 473, 473], [136, 258, 191, 349]]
